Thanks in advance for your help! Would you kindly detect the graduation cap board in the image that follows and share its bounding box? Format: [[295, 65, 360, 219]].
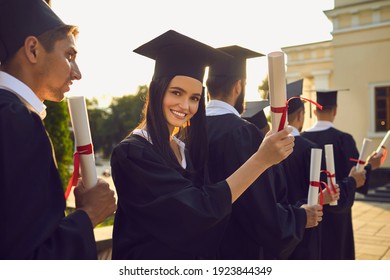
[[133, 30, 233, 82], [208, 45, 264, 79], [242, 99, 270, 130], [286, 79, 304, 114], [0, 0, 65, 63], [314, 89, 350, 109]]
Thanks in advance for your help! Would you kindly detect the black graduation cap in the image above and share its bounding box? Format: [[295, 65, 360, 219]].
[[316, 90, 338, 109], [133, 30, 233, 82], [208, 45, 264, 79], [0, 0, 66, 63], [242, 100, 270, 129], [286, 79, 304, 114]]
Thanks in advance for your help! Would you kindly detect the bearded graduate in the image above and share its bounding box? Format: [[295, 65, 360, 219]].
[[205, 46, 323, 259]]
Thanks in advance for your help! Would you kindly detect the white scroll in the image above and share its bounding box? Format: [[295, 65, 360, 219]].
[[267, 51, 287, 133], [67, 96, 97, 189], [356, 138, 372, 172], [325, 144, 337, 206], [307, 148, 322, 206], [376, 130, 390, 157]]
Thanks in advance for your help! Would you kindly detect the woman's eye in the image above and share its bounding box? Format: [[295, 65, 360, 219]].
[[191, 96, 200, 102]]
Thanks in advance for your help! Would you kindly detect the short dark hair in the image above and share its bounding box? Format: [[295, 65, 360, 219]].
[[206, 75, 240, 100], [37, 25, 78, 52]]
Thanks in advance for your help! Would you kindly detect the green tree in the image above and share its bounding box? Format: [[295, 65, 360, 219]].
[[258, 75, 269, 100], [86, 85, 148, 158], [105, 85, 148, 156], [86, 98, 111, 158], [44, 100, 73, 191]]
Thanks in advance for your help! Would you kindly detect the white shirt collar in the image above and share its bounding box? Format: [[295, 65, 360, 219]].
[[305, 120, 335, 132], [0, 71, 47, 119], [290, 126, 301, 137], [206, 100, 240, 117], [132, 128, 187, 169]]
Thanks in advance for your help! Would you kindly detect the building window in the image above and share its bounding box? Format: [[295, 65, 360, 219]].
[[375, 86, 390, 132]]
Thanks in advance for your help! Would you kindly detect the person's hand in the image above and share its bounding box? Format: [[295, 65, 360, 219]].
[[321, 183, 340, 205], [366, 152, 382, 170], [301, 204, 323, 228], [348, 166, 366, 188], [255, 126, 294, 167], [74, 178, 117, 227]]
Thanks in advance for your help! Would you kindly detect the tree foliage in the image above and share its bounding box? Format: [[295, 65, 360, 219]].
[[43, 100, 73, 191], [87, 85, 148, 158]]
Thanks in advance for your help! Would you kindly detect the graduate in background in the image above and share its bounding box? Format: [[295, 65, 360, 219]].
[[205, 45, 323, 260], [301, 90, 382, 259], [110, 30, 294, 260], [0, 0, 116, 259], [281, 80, 340, 259], [242, 99, 270, 135]]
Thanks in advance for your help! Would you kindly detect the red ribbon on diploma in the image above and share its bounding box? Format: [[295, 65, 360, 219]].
[[310, 181, 324, 206], [349, 158, 366, 165], [64, 144, 94, 200], [271, 96, 323, 132], [321, 170, 338, 193]]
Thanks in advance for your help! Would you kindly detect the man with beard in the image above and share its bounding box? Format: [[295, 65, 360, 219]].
[[205, 45, 323, 259], [0, 0, 116, 259]]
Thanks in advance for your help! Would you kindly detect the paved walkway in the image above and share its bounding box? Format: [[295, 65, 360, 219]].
[[353, 200, 390, 260]]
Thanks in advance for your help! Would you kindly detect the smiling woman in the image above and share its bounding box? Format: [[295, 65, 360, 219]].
[[108, 29, 295, 260]]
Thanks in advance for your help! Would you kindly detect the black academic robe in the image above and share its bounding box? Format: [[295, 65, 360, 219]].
[[280, 136, 322, 259], [0, 89, 96, 260], [301, 127, 370, 259], [110, 134, 232, 260], [206, 114, 306, 260]]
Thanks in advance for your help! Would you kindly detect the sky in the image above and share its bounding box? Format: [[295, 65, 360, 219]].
[[52, 0, 335, 107]]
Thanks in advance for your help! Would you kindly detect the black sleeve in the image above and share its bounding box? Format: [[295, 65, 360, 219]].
[[0, 96, 96, 260], [110, 138, 232, 256], [220, 124, 306, 259]]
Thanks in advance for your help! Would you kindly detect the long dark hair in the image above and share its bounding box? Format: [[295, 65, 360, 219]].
[[136, 76, 209, 185]]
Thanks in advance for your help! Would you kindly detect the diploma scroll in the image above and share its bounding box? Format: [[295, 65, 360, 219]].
[[325, 144, 337, 206], [68, 96, 98, 189], [356, 138, 372, 172], [267, 51, 287, 133], [376, 130, 390, 157], [307, 148, 322, 206]]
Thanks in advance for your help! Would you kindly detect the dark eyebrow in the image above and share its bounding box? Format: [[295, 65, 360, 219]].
[[169, 86, 186, 93]]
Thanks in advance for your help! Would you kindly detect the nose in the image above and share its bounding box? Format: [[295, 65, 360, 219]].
[[179, 97, 190, 111], [71, 62, 82, 80]]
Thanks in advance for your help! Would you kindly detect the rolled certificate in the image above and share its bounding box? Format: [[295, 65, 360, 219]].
[[67, 96, 98, 189], [325, 144, 337, 206], [356, 138, 372, 172], [376, 130, 390, 156], [307, 148, 322, 206], [267, 51, 287, 133]]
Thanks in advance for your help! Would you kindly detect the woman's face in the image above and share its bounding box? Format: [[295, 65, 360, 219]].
[[162, 75, 203, 133]]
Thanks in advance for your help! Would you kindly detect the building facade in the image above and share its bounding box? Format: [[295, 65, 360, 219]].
[[282, 0, 390, 167]]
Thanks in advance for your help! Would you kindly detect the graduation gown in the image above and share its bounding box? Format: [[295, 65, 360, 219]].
[[301, 127, 369, 259], [280, 136, 322, 259], [0, 89, 96, 260], [206, 114, 306, 260], [110, 134, 232, 260]]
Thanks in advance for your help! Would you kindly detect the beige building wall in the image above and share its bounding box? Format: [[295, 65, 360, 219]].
[[282, 0, 390, 167]]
